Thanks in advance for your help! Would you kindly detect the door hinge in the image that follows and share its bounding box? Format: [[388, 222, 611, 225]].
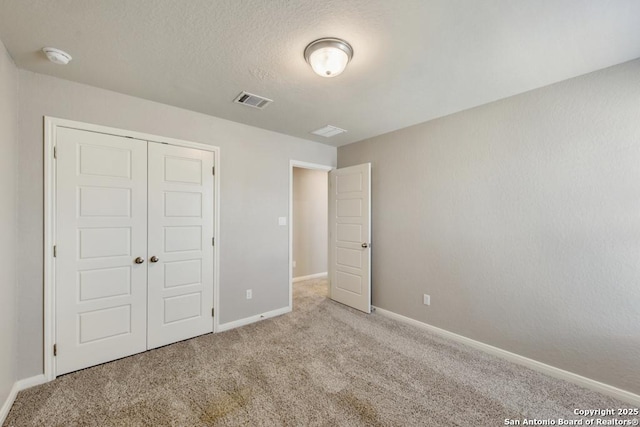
[[212, 166, 215, 175], [53, 146, 57, 159], [212, 237, 215, 246], [53, 344, 57, 356], [211, 308, 215, 317], [53, 245, 57, 257]]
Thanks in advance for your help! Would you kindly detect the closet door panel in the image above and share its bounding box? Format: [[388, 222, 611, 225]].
[[55, 128, 148, 375], [147, 143, 214, 348]]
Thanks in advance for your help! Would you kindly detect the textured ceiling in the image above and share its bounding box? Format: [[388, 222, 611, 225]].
[[1, 0, 640, 147]]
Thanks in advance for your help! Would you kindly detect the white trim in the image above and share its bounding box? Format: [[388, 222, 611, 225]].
[[293, 272, 327, 283], [373, 306, 640, 406], [44, 118, 56, 382], [44, 117, 218, 151], [213, 149, 221, 334], [217, 306, 291, 332], [0, 382, 18, 425], [17, 375, 48, 391], [289, 160, 333, 311], [0, 374, 48, 425], [44, 116, 221, 380]]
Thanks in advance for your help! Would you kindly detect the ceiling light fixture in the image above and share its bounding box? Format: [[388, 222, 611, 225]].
[[304, 38, 353, 78], [42, 47, 72, 65]]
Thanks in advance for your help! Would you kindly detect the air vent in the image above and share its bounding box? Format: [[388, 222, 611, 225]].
[[233, 91, 273, 109], [311, 125, 347, 138]]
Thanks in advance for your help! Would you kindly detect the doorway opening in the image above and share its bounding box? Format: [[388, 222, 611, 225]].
[[288, 161, 333, 309]]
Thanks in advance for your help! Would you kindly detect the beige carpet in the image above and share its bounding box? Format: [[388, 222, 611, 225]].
[[5, 279, 629, 426]]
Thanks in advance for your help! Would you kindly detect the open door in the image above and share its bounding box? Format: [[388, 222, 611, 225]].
[[328, 163, 371, 313]]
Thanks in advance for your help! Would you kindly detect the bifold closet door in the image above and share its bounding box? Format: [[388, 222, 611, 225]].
[[147, 142, 215, 349], [56, 128, 148, 376]]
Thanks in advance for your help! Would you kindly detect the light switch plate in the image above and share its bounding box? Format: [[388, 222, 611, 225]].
[[278, 217, 287, 226]]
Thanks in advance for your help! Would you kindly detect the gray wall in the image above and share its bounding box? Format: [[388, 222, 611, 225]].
[[0, 40, 18, 406], [338, 59, 640, 395], [293, 168, 328, 278], [17, 70, 336, 379]]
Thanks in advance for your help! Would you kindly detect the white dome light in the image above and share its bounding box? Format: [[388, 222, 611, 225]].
[[42, 47, 72, 65], [304, 38, 353, 78]]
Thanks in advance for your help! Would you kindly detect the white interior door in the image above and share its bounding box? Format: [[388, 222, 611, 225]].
[[147, 143, 215, 348], [55, 128, 148, 375], [328, 163, 371, 313]]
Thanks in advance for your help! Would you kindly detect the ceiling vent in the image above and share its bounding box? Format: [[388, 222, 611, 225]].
[[311, 125, 347, 138], [233, 91, 273, 109]]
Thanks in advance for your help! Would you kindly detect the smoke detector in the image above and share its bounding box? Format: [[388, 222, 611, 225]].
[[42, 47, 72, 65], [233, 91, 273, 109]]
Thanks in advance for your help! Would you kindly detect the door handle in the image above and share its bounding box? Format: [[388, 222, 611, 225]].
[[134, 257, 145, 264], [361, 243, 370, 248], [150, 256, 159, 263]]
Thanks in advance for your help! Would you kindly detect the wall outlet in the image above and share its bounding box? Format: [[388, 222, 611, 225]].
[[293, 260, 297, 268], [423, 294, 430, 306], [246, 289, 252, 300]]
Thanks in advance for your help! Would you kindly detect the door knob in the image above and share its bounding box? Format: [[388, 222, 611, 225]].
[[134, 257, 145, 264], [150, 256, 159, 263], [361, 243, 370, 248]]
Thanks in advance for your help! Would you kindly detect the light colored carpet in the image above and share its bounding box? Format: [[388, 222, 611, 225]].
[[5, 279, 628, 426]]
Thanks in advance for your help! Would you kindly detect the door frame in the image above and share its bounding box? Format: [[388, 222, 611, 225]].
[[288, 160, 334, 309], [44, 116, 221, 381]]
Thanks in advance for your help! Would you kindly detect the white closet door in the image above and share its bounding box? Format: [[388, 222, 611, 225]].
[[56, 128, 148, 375], [147, 143, 214, 348]]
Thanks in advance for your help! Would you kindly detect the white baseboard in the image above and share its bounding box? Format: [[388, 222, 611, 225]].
[[17, 374, 47, 391], [0, 374, 48, 424], [373, 306, 640, 406], [217, 306, 292, 332], [0, 382, 19, 425], [293, 272, 327, 283]]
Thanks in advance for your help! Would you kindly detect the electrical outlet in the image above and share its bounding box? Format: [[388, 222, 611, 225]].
[[246, 289, 252, 300], [293, 261, 297, 268], [423, 294, 430, 306]]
